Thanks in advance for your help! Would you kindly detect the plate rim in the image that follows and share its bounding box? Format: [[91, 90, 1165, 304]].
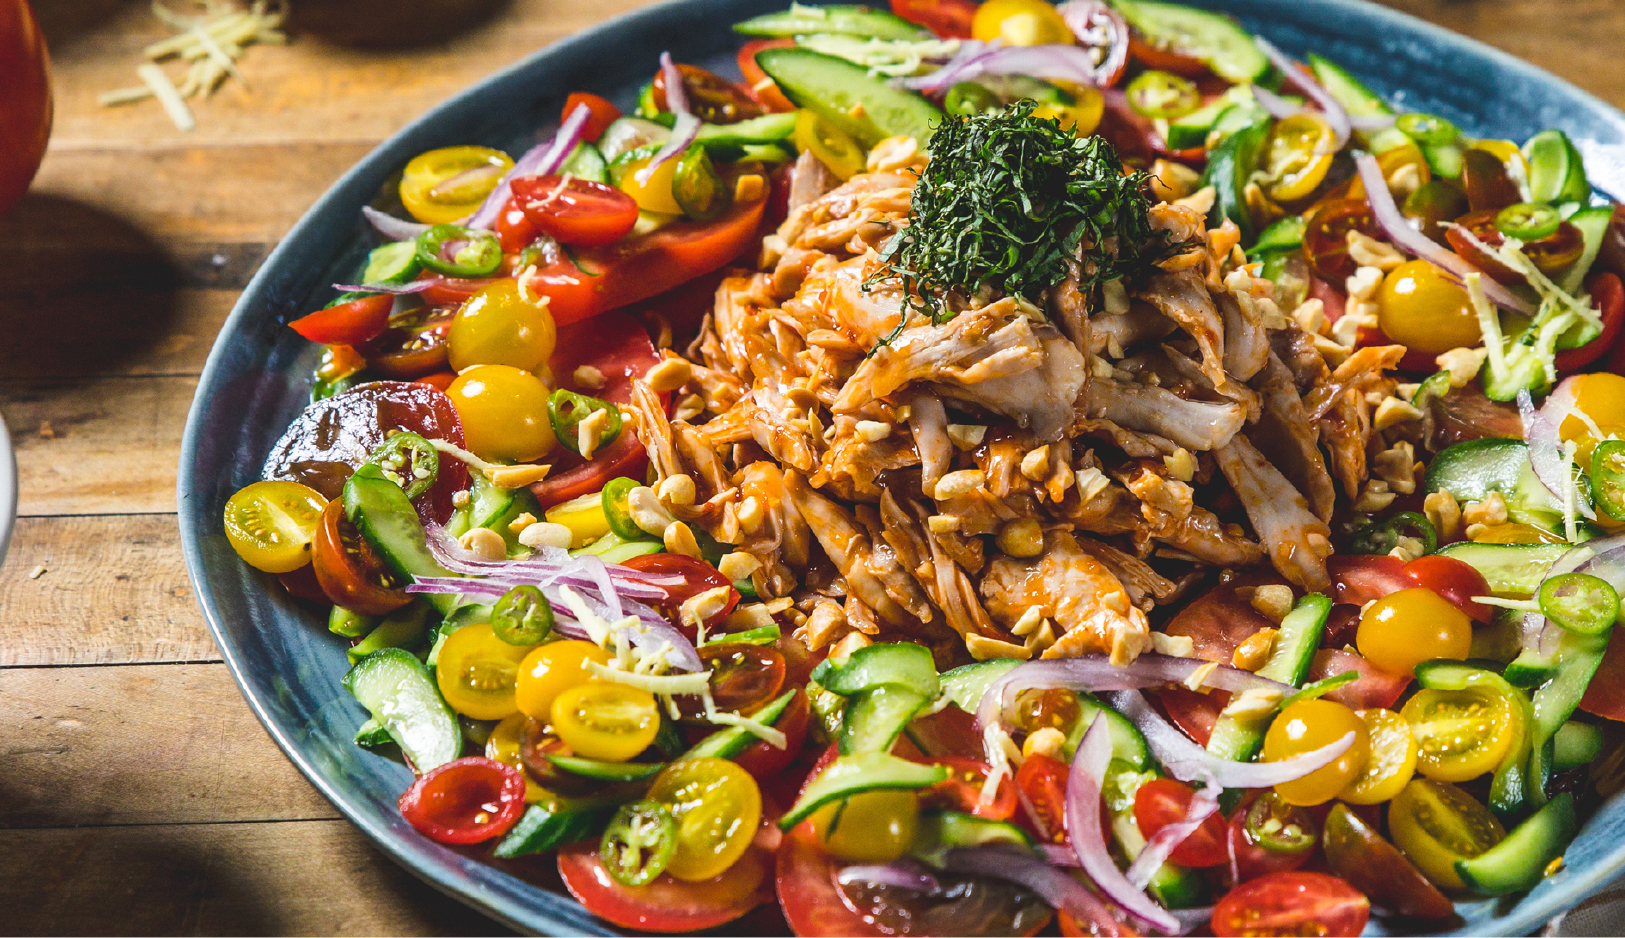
[[177, 1, 1625, 934]]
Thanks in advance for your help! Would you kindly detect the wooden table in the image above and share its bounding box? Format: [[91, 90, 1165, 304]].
[[2, 0, 1623, 933]]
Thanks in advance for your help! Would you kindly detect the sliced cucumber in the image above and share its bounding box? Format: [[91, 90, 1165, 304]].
[[1455, 792, 1576, 895], [1199, 115, 1270, 243], [781, 751, 947, 828], [1066, 693, 1152, 771], [939, 658, 1021, 713], [546, 755, 665, 782], [361, 240, 421, 286], [492, 801, 617, 858], [559, 142, 609, 185], [734, 4, 927, 40], [1249, 215, 1307, 258], [813, 642, 940, 699], [354, 717, 394, 750], [1306, 53, 1411, 154], [346, 601, 435, 663], [1423, 437, 1530, 502], [694, 111, 798, 149], [840, 684, 930, 755], [329, 605, 377, 639], [911, 810, 1034, 867], [755, 47, 942, 146], [598, 117, 671, 162], [343, 647, 462, 772], [1101, 766, 1207, 908], [1552, 720, 1604, 771], [1111, 0, 1268, 84], [680, 690, 796, 762], [1437, 541, 1569, 598], [1524, 129, 1590, 205], [1560, 205, 1615, 296], [343, 464, 460, 613], [1526, 631, 1609, 804]]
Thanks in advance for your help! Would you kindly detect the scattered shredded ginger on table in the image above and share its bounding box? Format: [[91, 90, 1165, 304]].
[[98, 1, 289, 131]]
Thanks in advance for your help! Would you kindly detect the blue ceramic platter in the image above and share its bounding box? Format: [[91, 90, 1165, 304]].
[[179, 0, 1625, 933]]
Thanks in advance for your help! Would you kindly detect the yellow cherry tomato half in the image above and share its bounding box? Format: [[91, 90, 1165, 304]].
[[808, 790, 920, 863], [1340, 708, 1418, 805], [445, 364, 557, 463], [543, 490, 613, 549], [617, 154, 684, 215], [647, 757, 763, 882], [1376, 259, 1484, 355], [971, 0, 1073, 46], [1560, 373, 1625, 465], [434, 623, 533, 720], [1388, 778, 1504, 890], [448, 279, 557, 374], [1263, 112, 1337, 203], [1401, 686, 1517, 783], [514, 640, 612, 722], [1263, 699, 1371, 806], [1356, 586, 1474, 677], [550, 681, 661, 762], [1033, 82, 1105, 137], [486, 712, 550, 803], [223, 480, 328, 573], [400, 146, 515, 225], [793, 109, 865, 181], [1471, 522, 1567, 545]]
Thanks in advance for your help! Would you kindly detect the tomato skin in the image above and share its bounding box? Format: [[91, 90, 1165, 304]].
[[737, 39, 796, 112], [1224, 794, 1313, 883], [652, 63, 764, 125], [1308, 648, 1410, 710], [1155, 685, 1225, 746], [1304, 199, 1382, 282], [732, 690, 810, 780], [495, 197, 541, 253], [917, 756, 1018, 821], [310, 497, 411, 614], [1327, 554, 1412, 607], [1557, 272, 1624, 373], [1015, 752, 1070, 844], [512, 174, 640, 247], [1133, 778, 1229, 867], [290, 294, 393, 346], [562, 92, 621, 142], [619, 553, 739, 638], [360, 307, 455, 380], [680, 643, 787, 718], [1403, 554, 1494, 623], [0, 0, 50, 217], [1127, 34, 1211, 78], [397, 756, 526, 844], [1212, 872, 1370, 938], [560, 839, 770, 933], [1322, 803, 1454, 920], [889, 0, 977, 38]]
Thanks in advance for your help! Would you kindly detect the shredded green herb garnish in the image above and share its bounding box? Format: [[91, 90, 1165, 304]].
[[866, 101, 1181, 334]]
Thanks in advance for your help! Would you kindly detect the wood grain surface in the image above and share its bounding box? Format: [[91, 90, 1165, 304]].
[[2, 0, 1622, 934]]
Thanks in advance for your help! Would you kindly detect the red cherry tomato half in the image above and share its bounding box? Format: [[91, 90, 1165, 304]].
[[560, 839, 771, 933], [512, 174, 640, 247], [1308, 649, 1410, 711], [738, 39, 796, 112], [1164, 577, 1285, 663], [733, 690, 811, 781], [1212, 871, 1370, 937], [1222, 795, 1314, 885], [889, 0, 976, 38], [397, 756, 526, 844], [289, 293, 393, 346], [495, 196, 541, 253], [413, 371, 457, 392], [360, 307, 455, 380], [1133, 777, 1229, 868], [619, 552, 740, 636], [415, 276, 497, 308], [651, 62, 764, 125], [917, 755, 1018, 821], [1327, 554, 1413, 607], [1015, 752, 1070, 844], [562, 91, 622, 143], [1304, 199, 1383, 282], [1557, 272, 1624, 374], [1403, 554, 1494, 623], [1154, 685, 1226, 747], [1127, 34, 1211, 78], [311, 497, 412, 615]]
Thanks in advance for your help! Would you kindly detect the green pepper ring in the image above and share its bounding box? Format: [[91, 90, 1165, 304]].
[[1125, 70, 1201, 120], [1245, 790, 1318, 856], [1591, 440, 1625, 522], [1495, 202, 1563, 242], [601, 476, 646, 542], [548, 388, 624, 456], [415, 223, 503, 278], [364, 431, 440, 500], [492, 583, 555, 646], [1539, 572, 1620, 637], [1395, 112, 1459, 147], [600, 800, 678, 886]]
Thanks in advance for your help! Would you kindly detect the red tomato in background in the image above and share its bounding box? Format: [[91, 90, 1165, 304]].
[[917, 756, 1017, 820], [0, 0, 50, 217], [1163, 577, 1282, 662], [562, 91, 621, 142], [733, 690, 811, 780], [890, 0, 976, 38], [1581, 627, 1625, 721], [737, 39, 796, 112], [288, 294, 393, 346], [1133, 778, 1228, 867], [560, 839, 771, 933], [397, 756, 526, 844], [1326, 554, 1411, 607], [1154, 685, 1226, 747], [619, 552, 739, 637], [1212, 872, 1370, 937], [1222, 794, 1315, 884], [1556, 272, 1623, 373]]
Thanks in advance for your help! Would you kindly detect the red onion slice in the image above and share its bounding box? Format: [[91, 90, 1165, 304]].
[[1349, 112, 1396, 131], [1125, 774, 1218, 889], [1249, 83, 1299, 121], [1252, 36, 1350, 150], [1067, 716, 1182, 934], [637, 53, 702, 185], [1519, 385, 1597, 522], [900, 43, 1106, 95], [362, 205, 431, 242], [1107, 690, 1355, 789], [835, 860, 943, 893], [465, 102, 592, 230], [1354, 152, 1536, 316], [331, 280, 436, 295], [943, 844, 1139, 936], [1056, 1, 1129, 87]]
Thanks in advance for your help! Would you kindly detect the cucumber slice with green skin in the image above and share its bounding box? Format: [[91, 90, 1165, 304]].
[[1065, 694, 1152, 770], [754, 47, 942, 147], [1526, 631, 1609, 805], [1199, 115, 1270, 244], [343, 464, 461, 614], [1111, 0, 1268, 84], [346, 601, 435, 663], [559, 142, 609, 185], [1472, 607, 1528, 664], [1206, 594, 1332, 764], [939, 658, 1021, 713], [354, 717, 394, 750], [492, 802, 617, 858], [734, 5, 928, 41], [343, 647, 462, 772], [1559, 205, 1615, 296], [1552, 720, 1604, 771], [572, 532, 663, 564], [425, 603, 493, 670], [1524, 129, 1591, 205], [1437, 541, 1569, 599], [780, 751, 948, 828], [679, 690, 796, 762], [447, 470, 543, 554], [813, 642, 941, 699], [910, 810, 1034, 867], [546, 755, 665, 782], [839, 684, 930, 755], [1413, 660, 1532, 819], [1249, 215, 1308, 258], [1102, 766, 1207, 908], [1423, 438, 1562, 520], [694, 112, 799, 148], [329, 605, 378, 639], [598, 117, 670, 162], [361, 240, 421, 286], [970, 74, 1074, 108], [1305, 53, 1412, 154], [1205, 100, 1270, 150], [1455, 792, 1577, 895]]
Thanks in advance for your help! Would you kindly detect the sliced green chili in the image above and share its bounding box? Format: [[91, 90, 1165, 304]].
[[600, 801, 678, 886], [601, 477, 645, 541], [945, 81, 1000, 117], [1348, 511, 1437, 556], [1496, 202, 1562, 241], [1126, 70, 1200, 120], [700, 624, 781, 647], [1590, 440, 1625, 522], [549, 389, 623, 456], [492, 584, 555, 646], [1411, 369, 1452, 407], [364, 431, 439, 500], [1280, 671, 1360, 711], [1245, 790, 1318, 856], [672, 144, 730, 223], [415, 223, 502, 278], [1539, 572, 1620, 637], [1396, 112, 1458, 147]]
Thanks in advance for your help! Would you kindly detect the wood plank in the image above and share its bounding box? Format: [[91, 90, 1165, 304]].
[[0, 819, 512, 936], [0, 663, 332, 828], [1, 375, 194, 517], [0, 515, 216, 667]]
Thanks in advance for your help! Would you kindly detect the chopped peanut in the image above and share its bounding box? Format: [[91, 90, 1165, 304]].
[[1233, 627, 1279, 671], [645, 356, 693, 394], [517, 521, 572, 550], [1075, 466, 1110, 503], [967, 633, 1033, 662], [1163, 447, 1196, 483], [658, 473, 696, 508], [734, 173, 766, 203], [1354, 479, 1397, 513], [1221, 688, 1285, 720], [803, 600, 848, 650], [736, 496, 764, 535], [1013, 605, 1045, 637], [934, 469, 986, 500], [718, 551, 761, 582], [1347, 231, 1406, 272], [572, 365, 607, 390], [830, 630, 873, 663], [486, 463, 550, 488], [628, 486, 675, 536], [1436, 347, 1489, 388], [1373, 441, 1419, 495], [997, 518, 1045, 558], [1373, 396, 1423, 431], [1463, 491, 1509, 527], [459, 527, 506, 560], [673, 393, 705, 421], [1151, 633, 1195, 657], [1346, 266, 1385, 301], [507, 511, 538, 534], [663, 520, 703, 559], [724, 603, 776, 631], [946, 424, 987, 450], [1020, 446, 1050, 482], [1389, 536, 1426, 563], [1023, 619, 1057, 654], [928, 514, 961, 534], [1424, 489, 1463, 542], [681, 585, 734, 629], [1022, 727, 1068, 761], [1250, 585, 1294, 621], [576, 408, 609, 459], [854, 420, 892, 443]]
